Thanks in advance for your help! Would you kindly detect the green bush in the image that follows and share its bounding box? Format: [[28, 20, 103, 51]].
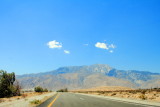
[[34, 86, 49, 92], [30, 99, 41, 105], [57, 88, 68, 92], [34, 86, 44, 92], [0, 70, 21, 98]]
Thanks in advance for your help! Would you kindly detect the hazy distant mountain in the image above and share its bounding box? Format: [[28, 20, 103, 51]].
[[17, 64, 160, 90]]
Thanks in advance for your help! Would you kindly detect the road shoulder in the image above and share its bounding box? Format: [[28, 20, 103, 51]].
[[0, 92, 56, 107]]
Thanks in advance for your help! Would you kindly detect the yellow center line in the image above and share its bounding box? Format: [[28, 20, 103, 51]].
[[47, 93, 60, 107]]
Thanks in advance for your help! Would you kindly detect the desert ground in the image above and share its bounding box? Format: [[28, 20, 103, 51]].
[[0, 92, 56, 107], [71, 86, 160, 103]]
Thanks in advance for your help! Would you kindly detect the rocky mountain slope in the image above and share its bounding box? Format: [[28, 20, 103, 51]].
[[17, 64, 160, 90]]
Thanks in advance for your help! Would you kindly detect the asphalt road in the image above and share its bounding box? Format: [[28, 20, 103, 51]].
[[38, 93, 159, 107]]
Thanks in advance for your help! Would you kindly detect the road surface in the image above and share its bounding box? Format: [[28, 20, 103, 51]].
[[38, 93, 159, 107]]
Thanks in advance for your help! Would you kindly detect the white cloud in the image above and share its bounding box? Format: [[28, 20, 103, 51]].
[[64, 50, 70, 54], [109, 44, 116, 49], [47, 40, 62, 49], [95, 42, 116, 53], [95, 42, 109, 50], [109, 50, 113, 53]]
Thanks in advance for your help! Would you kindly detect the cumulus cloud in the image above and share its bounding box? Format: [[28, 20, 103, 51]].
[[47, 40, 62, 49], [109, 44, 116, 49], [64, 50, 70, 54], [95, 42, 109, 50], [95, 42, 116, 53]]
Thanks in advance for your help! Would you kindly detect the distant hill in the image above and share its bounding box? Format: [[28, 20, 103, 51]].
[[17, 64, 160, 90]]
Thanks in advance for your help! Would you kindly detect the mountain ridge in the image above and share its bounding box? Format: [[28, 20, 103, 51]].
[[18, 64, 159, 76], [17, 64, 160, 90]]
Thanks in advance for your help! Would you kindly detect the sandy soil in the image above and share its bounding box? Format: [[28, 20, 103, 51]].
[[88, 91, 160, 102], [0, 92, 56, 107], [75, 92, 160, 106], [71, 86, 160, 103]]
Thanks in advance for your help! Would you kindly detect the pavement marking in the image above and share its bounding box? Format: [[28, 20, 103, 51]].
[[47, 93, 60, 107]]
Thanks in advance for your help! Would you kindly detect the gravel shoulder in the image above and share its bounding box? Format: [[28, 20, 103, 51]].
[[0, 92, 56, 107]]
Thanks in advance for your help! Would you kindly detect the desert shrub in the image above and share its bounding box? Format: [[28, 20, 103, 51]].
[[111, 93, 116, 96], [43, 88, 48, 92], [57, 88, 68, 92], [139, 94, 147, 100], [141, 90, 146, 94], [34, 86, 49, 92], [99, 91, 105, 94], [17, 97, 20, 100], [30, 99, 41, 105], [57, 89, 64, 92], [34, 86, 43, 92]]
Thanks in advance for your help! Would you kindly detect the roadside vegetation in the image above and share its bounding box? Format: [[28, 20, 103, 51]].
[[57, 88, 68, 92], [0, 70, 21, 98], [72, 88, 160, 101], [0, 71, 53, 106], [30, 99, 41, 105], [34, 86, 49, 92]]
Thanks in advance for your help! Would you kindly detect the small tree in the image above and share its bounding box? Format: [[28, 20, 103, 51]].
[[34, 86, 43, 92], [0, 70, 21, 98]]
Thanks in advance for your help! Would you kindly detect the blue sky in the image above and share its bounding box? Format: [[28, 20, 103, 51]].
[[0, 0, 160, 74]]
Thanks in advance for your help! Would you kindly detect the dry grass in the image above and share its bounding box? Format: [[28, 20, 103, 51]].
[[0, 92, 49, 103], [0, 99, 4, 103]]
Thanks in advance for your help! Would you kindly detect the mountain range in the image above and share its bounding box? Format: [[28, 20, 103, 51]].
[[17, 64, 160, 90]]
